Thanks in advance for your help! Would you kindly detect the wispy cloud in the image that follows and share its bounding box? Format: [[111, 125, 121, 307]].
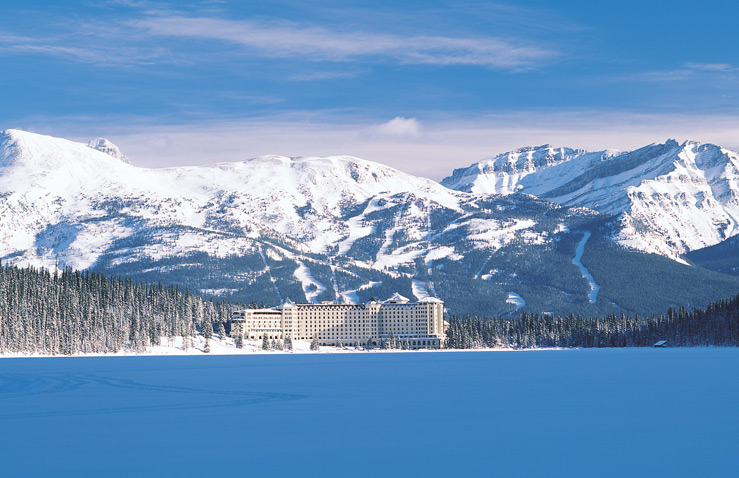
[[0, 5, 558, 72], [684, 62, 738, 72], [0, 32, 168, 66], [288, 69, 362, 81], [610, 62, 739, 83], [129, 15, 555, 69]]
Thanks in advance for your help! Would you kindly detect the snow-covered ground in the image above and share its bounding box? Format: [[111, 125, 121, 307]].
[[0, 348, 736, 477], [0, 334, 451, 358], [146, 336, 429, 355]]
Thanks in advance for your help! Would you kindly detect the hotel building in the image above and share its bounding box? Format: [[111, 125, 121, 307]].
[[231, 293, 446, 349]]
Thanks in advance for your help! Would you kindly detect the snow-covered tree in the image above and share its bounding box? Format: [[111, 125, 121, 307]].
[[202, 319, 213, 340]]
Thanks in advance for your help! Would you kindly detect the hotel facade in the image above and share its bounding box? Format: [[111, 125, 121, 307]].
[[231, 293, 446, 349]]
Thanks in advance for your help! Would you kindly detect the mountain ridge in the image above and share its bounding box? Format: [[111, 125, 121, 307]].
[[2, 129, 739, 317], [443, 138, 739, 260]]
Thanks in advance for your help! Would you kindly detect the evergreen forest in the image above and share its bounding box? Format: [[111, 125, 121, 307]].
[[0, 263, 237, 355], [446, 298, 739, 349]]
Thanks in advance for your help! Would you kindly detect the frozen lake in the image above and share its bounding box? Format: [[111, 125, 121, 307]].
[[1, 349, 737, 477]]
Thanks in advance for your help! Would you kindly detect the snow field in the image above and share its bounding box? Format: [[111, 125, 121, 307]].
[[506, 292, 526, 310], [1, 348, 737, 477]]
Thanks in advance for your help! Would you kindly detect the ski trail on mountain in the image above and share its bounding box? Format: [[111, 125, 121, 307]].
[[257, 244, 283, 301], [329, 265, 341, 301], [506, 292, 526, 310], [573, 231, 599, 304], [294, 260, 326, 303]]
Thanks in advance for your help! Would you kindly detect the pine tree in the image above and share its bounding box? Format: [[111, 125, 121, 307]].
[[217, 321, 226, 340], [262, 334, 270, 350], [203, 339, 210, 353], [235, 334, 244, 349], [202, 319, 213, 340], [310, 336, 319, 351]]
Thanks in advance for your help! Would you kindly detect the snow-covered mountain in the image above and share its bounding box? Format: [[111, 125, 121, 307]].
[[442, 140, 739, 259], [3, 129, 738, 317], [0, 129, 513, 270], [1, 129, 605, 316]]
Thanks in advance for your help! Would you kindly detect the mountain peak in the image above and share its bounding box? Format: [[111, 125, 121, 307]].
[[484, 145, 586, 170], [242, 153, 430, 189], [441, 145, 587, 194], [87, 138, 130, 164], [0, 129, 134, 170]]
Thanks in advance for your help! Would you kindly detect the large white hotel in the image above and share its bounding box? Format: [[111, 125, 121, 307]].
[[231, 293, 446, 349]]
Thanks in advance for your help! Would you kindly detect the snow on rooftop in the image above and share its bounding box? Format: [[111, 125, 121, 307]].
[[279, 298, 296, 309]]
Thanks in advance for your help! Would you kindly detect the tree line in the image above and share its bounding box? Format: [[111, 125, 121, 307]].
[[2, 261, 737, 355], [446, 296, 739, 349], [0, 263, 237, 355]]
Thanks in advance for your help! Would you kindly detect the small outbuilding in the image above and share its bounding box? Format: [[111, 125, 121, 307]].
[[654, 340, 668, 348]]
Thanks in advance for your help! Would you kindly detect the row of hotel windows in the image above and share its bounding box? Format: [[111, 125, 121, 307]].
[[248, 334, 438, 345], [248, 317, 429, 322], [244, 324, 426, 330]]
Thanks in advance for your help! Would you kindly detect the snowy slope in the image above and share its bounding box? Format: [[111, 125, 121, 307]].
[[0, 129, 596, 315], [442, 140, 739, 259], [5, 129, 737, 317], [0, 130, 460, 268]]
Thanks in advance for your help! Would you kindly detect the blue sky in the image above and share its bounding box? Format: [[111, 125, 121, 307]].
[[2, 0, 739, 178]]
